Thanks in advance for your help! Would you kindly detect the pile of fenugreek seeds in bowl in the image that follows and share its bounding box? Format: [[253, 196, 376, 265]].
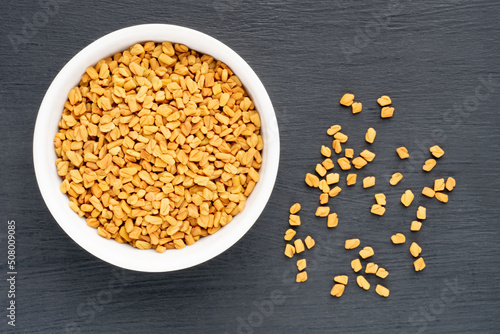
[[54, 41, 263, 252]]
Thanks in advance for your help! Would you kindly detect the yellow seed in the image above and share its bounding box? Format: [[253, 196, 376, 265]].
[[316, 163, 327, 177], [351, 258, 362, 272], [410, 242, 422, 258], [434, 178, 445, 191], [344, 148, 354, 159], [365, 262, 379, 274], [377, 95, 392, 106], [284, 244, 295, 258], [401, 189, 414, 207], [294, 239, 305, 254], [296, 271, 308, 282], [446, 177, 456, 191], [319, 179, 330, 193], [359, 246, 374, 259], [326, 173, 339, 185], [290, 203, 301, 214], [359, 149, 375, 162], [390, 172, 403, 186], [320, 193, 329, 205], [322, 158, 335, 170], [327, 125, 342, 136], [391, 233, 406, 244], [365, 127, 377, 143], [363, 176, 376, 188], [396, 147, 409, 159], [352, 157, 367, 169], [315, 206, 330, 217], [332, 139, 342, 154], [297, 259, 307, 271], [422, 187, 435, 198], [430, 145, 444, 158], [423, 159, 437, 172], [435, 192, 449, 203], [304, 236, 315, 249], [376, 284, 390, 297], [345, 238, 360, 250], [414, 257, 426, 271], [340, 93, 355, 106], [356, 275, 370, 290], [371, 204, 386, 216], [338, 157, 351, 170], [352, 102, 362, 114], [376, 267, 389, 279], [321, 145, 332, 157], [327, 213, 338, 228], [289, 214, 301, 226], [334, 132, 348, 143], [346, 173, 357, 186], [381, 106, 394, 118], [411, 221, 422, 232], [417, 206, 426, 220], [305, 173, 320, 187], [284, 229, 296, 241], [374, 193, 386, 206], [330, 284, 345, 297], [334, 275, 349, 285], [329, 186, 342, 197]]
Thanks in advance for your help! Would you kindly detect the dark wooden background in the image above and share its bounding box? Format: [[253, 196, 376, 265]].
[[1, 0, 499, 333]]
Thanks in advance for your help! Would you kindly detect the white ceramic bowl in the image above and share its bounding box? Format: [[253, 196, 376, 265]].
[[33, 24, 280, 272]]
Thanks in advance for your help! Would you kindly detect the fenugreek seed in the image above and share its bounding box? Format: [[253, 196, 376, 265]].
[[396, 147, 409, 159], [391, 233, 406, 244], [359, 246, 374, 259], [320, 193, 329, 205], [289, 214, 301, 226], [371, 204, 386, 216], [422, 187, 435, 198], [327, 125, 342, 136], [352, 102, 362, 114], [374, 193, 386, 206], [340, 93, 355, 106], [390, 172, 403, 186], [294, 239, 305, 254], [430, 145, 444, 158], [351, 258, 362, 272], [359, 149, 375, 162], [304, 236, 316, 249], [284, 229, 296, 241], [365, 262, 379, 274], [297, 259, 307, 271], [296, 271, 308, 282], [423, 159, 437, 172], [352, 157, 367, 169], [329, 186, 342, 197], [416, 206, 426, 220], [290, 203, 301, 214], [435, 192, 449, 203], [376, 284, 390, 297], [332, 139, 342, 154], [285, 244, 296, 258], [334, 275, 348, 285], [338, 157, 351, 170], [377, 95, 392, 106], [381, 106, 394, 118], [434, 178, 445, 191], [345, 238, 360, 250], [446, 177, 456, 191], [376, 267, 389, 279], [316, 164, 327, 177], [345, 148, 354, 159], [305, 173, 320, 187], [414, 257, 426, 271], [322, 158, 335, 170], [411, 221, 422, 231], [365, 127, 377, 144], [346, 174, 357, 186], [319, 179, 330, 193], [401, 189, 414, 207], [327, 213, 338, 228], [315, 206, 330, 217], [321, 145, 332, 157], [334, 132, 348, 143], [410, 242, 422, 258], [331, 284, 345, 297], [326, 173, 340, 185], [363, 176, 375, 188], [357, 275, 370, 290]]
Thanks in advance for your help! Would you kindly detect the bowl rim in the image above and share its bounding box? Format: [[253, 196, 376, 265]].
[[33, 24, 280, 272]]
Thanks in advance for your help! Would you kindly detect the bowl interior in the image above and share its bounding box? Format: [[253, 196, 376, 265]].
[[33, 24, 279, 272]]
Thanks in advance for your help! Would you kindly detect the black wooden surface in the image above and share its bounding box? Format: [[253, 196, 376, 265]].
[[1, 0, 499, 333]]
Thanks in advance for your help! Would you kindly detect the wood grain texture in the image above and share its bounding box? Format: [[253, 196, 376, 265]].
[[0, 0, 499, 333]]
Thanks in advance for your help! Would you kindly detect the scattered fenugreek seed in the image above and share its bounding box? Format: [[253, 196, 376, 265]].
[[375, 193, 386, 206], [330, 284, 345, 297], [410, 242, 422, 258], [285, 244, 295, 258], [290, 203, 301, 214], [422, 187, 435, 198], [365, 128, 377, 143], [390, 172, 403, 186], [315, 206, 330, 217], [297, 259, 307, 271], [352, 102, 362, 114], [377, 95, 392, 106], [381, 106, 394, 118], [435, 192, 449, 203], [446, 177, 456, 191], [359, 149, 376, 162], [376, 267, 389, 279], [434, 178, 445, 191], [326, 173, 340, 185], [375, 284, 390, 297], [296, 271, 308, 282], [410, 221, 422, 232], [284, 229, 296, 241], [423, 159, 437, 172], [345, 148, 354, 159], [338, 157, 351, 170], [430, 145, 444, 158], [327, 213, 339, 228], [414, 257, 426, 271], [304, 236, 316, 249], [294, 239, 305, 254], [365, 262, 379, 274], [416, 206, 426, 220], [357, 275, 370, 290], [401, 189, 415, 207], [334, 132, 348, 143], [396, 147, 409, 159], [316, 164, 327, 177], [359, 247, 374, 259], [329, 186, 342, 197], [321, 145, 332, 157], [327, 125, 342, 136], [289, 214, 301, 226], [351, 258, 362, 272], [334, 275, 349, 285], [371, 204, 386, 216], [391, 233, 406, 244], [345, 238, 361, 249], [363, 176, 376, 188], [352, 157, 368, 169], [340, 93, 355, 106]]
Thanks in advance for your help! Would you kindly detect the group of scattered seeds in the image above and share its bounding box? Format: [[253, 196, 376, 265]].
[[284, 93, 457, 298]]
